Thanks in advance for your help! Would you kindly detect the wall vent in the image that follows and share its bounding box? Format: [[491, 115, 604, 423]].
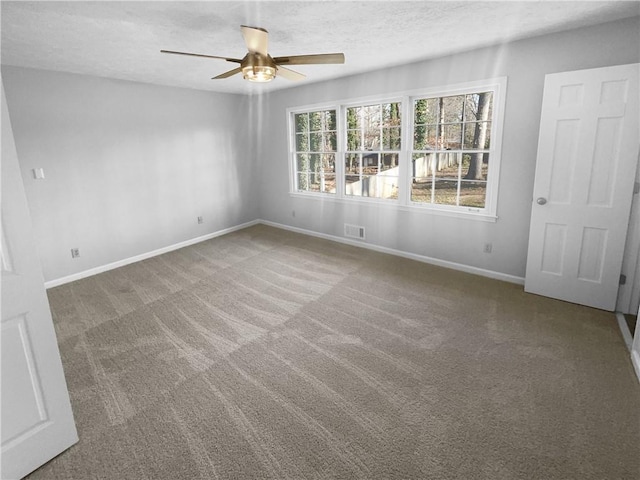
[[344, 224, 365, 240]]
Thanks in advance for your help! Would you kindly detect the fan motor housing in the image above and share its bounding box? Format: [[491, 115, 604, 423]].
[[241, 52, 276, 70]]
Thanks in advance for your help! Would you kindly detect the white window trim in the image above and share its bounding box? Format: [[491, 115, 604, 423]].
[[287, 77, 507, 221]]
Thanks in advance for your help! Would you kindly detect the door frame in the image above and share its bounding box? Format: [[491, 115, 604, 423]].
[[616, 152, 640, 314]]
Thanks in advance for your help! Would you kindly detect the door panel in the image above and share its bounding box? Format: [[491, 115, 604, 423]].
[[525, 64, 639, 310], [2, 314, 49, 444], [1, 83, 77, 479]]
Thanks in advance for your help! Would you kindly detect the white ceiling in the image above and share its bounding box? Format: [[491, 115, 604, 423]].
[[2, 1, 639, 95]]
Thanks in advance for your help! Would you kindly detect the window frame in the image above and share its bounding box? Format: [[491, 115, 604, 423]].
[[287, 77, 507, 221]]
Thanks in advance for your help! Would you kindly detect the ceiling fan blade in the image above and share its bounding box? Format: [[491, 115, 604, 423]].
[[277, 66, 306, 81], [161, 50, 242, 63], [212, 67, 242, 79], [273, 53, 345, 65], [240, 25, 268, 56]]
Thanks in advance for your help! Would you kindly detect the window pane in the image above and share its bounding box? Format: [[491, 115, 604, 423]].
[[460, 153, 488, 208], [411, 152, 435, 203], [345, 153, 361, 196], [412, 153, 435, 182], [309, 111, 324, 130], [345, 153, 360, 175], [414, 125, 437, 150], [295, 113, 308, 133], [305, 154, 336, 195], [381, 103, 391, 123], [411, 178, 433, 204], [310, 153, 321, 172], [381, 153, 399, 172], [295, 133, 308, 152], [373, 175, 398, 199], [297, 172, 309, 191], [307, 154, 321, 189], [322, 174, 336, 194], [441, 95, 464, 123], [461, 153, 489, 181], [363, 131, 380, 150], [362, 153, 380, 175], [382, 127, 401, 150], [439, 123, 462, 150], [363, 105, 381, 150], [296, 153, 309, 173], [347, 129, 360, 151], [341, 150, 399, 200], [382, 103, 402, 127], [326, 110, 337, 131], [322, 153, 336, 173], [464, 92, 493, 122], [324, 132, 337, 152], [360, 172, 398, 199], [433, 152, 461, 205], [307, 179, 321, 192], [415, 98, 438, 125], [363, 105, 380, 128], [347, 107, 361, 129], [308, 154, 328, 193], [463, 122, 491, 150], [310, 132, 323, 151], [345, 176, 361, 196], [459, 180, 486, 208]]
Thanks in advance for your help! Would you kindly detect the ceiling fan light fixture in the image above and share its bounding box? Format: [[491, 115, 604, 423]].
[[242, 65, 276, 82]]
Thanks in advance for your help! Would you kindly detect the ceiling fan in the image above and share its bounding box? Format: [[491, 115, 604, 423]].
[[161, 25, 345, 83]]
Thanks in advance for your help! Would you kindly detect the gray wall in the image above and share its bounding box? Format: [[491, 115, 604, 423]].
[[2, 67, 257, 282], [257, 16, 640, 279]]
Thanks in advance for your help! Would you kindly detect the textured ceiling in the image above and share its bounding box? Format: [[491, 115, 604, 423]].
[[2, 1, 639, 94]]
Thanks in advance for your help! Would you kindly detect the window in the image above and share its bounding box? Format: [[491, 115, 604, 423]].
[[293, 109, 337, 194], [288, 78, 505, 219], [345, 102, 401, 199], [411, 92, 493, 209]]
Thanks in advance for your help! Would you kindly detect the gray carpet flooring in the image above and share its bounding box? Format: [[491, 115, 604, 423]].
[[28, 224, 640, 479]]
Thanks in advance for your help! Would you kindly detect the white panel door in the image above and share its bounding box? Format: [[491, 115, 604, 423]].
[[1, 84, 77, 478], [525, 64, 639, 311]]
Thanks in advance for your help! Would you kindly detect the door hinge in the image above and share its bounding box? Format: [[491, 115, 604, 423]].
[[634, 181, 639, 194], [620, 274, 627, 285]]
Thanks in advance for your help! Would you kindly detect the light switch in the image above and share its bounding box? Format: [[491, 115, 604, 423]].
[[32, 168, 45, 180]]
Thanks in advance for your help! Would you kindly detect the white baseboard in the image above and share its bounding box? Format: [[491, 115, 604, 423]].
[[614, 312, 639, 384], [633, 349, 640, 384], [259, 220, 525, 285], [44, 220, 260, 288], [615, 312, 634, 351], [45, 218, 525, 289]]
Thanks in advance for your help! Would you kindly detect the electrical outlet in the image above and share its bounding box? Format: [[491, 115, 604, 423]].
[[71, 248, 80, 258], [197, 216, 203, 224], [32, 168, 45, 180], [483, 243, 492, 254], [292, 210, 296, 217]]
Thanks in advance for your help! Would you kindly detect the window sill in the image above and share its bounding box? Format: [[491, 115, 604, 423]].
[[288, 192, 498, 222]]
